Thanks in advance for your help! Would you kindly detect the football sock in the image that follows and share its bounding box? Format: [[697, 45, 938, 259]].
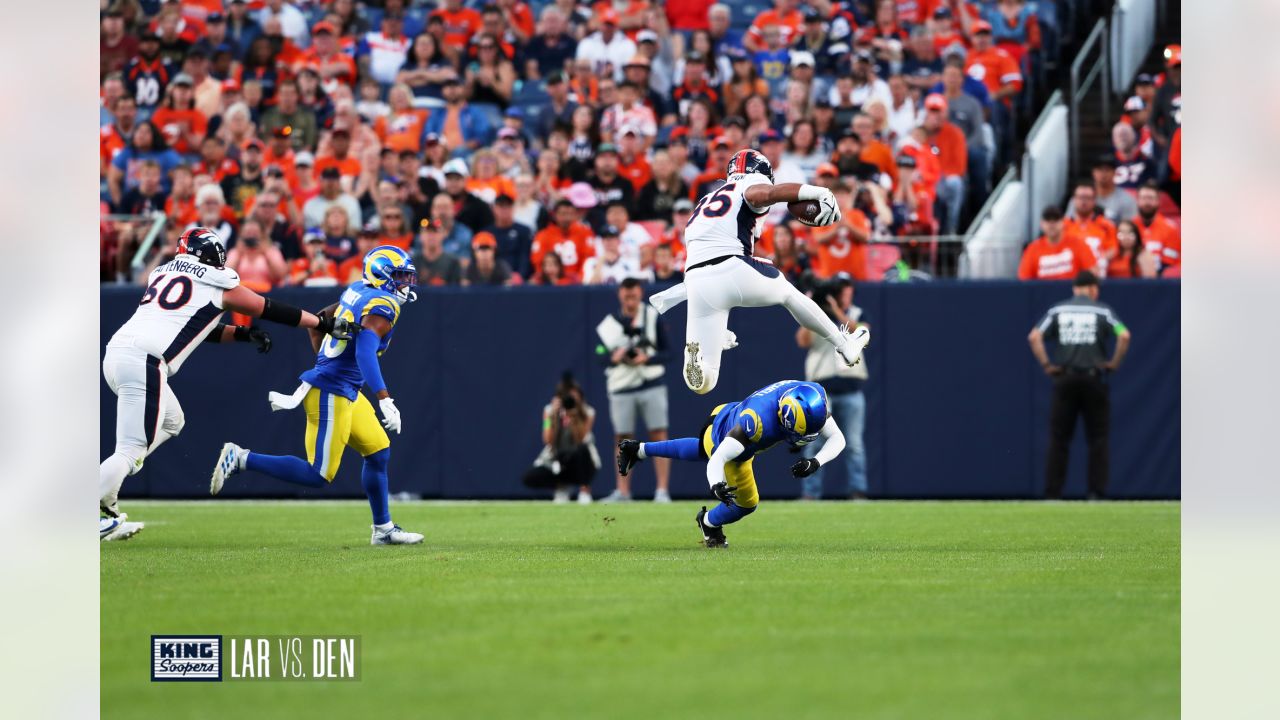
[[244, 452, 327, 488], [782, 288, 845, 345], [374, 521, 395, 532], [708, 502, 756, 527], [639, 438, 701, 461], [99, 453, 133, 508], [361, 448, 392, 526], [636, 444, 647, 459]]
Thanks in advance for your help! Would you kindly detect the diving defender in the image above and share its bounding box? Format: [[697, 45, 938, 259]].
[[101, 227, 353, 541], [210, 246, 424, 545], [617, 380, 846, 548], [647, 149, 871, 394]]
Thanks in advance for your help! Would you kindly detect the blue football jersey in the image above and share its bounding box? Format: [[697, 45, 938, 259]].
[[300, 282, 401, 401], [708, 380, 816, 461]]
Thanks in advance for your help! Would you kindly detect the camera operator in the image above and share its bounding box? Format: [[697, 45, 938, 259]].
[[595, 278, 672, 503], [524, 373, 602, 504], [795, 273, 870, 500]]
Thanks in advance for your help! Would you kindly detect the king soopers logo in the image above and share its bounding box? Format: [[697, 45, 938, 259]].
[[151, 635, 222, 682]]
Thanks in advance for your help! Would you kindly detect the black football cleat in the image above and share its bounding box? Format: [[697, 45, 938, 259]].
[[617, 439, 642, 477], [695, 506, 728, 549]]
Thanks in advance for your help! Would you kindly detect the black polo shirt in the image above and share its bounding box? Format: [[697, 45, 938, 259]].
[[1035, 296, 1127, 370]]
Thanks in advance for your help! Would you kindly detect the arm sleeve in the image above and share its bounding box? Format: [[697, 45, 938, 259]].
[[706, 436, 746, 489], [812, 416, 846, 467], [354, 328, 387, 395], [203, 323, 230, 343]]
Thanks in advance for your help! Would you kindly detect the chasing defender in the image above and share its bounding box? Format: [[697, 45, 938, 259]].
[[648, 149, 871, 394], [617, 380, 845, 547], [210, 246, 424, 545], [101, 227, 354, 541]]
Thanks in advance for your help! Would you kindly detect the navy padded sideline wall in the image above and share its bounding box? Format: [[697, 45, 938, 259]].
[[102, 280, 1180, 500]]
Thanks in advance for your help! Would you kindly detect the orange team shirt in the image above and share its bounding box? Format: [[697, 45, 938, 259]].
[[688, 170, 726, 200], [508, 2, 536, 38], [813, 208, 871, 281], [289, 258, 340, 285], [432, 8, 484, 47], [100, 125, 128, 171], [1065, 215, 1117, 268], [314, 155, 362, 180], [336, 255, 366, 284], [898, 143, 940, 195], [294, 50, 358, 88], [262, 146, 299, 187], [165, 195, 198, 226], [926, 123, 967, 177], [375, 110, 428, 154], [618, 156, 652, 192], [466, 176, 517, 201], [966, 48, 1023, 103], [193, 157, 240, 183], [1133, 213, 1181, 268], [531, 222, 595, 277], [149, 108, 208, 155], [656, 230, 687, 266], [860, 141, 899, 186], [378, 233, 414, 252], [747, 10, 804, 47], [1017, 235, 1097, 280]]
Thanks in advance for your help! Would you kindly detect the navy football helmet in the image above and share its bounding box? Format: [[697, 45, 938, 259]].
[[726, 149, 774, 183], [176, 227, 227, 268]]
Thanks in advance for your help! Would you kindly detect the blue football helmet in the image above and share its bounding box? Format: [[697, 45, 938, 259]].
[[363, 245, 418, 302], [777, 383, 830, 446], [727, 148, 774, 183]]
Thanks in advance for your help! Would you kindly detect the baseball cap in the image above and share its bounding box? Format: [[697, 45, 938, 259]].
[[790, 51, 816, 69], [565, 182, 598, 209], [312, 20, 337, 35], [320, 166, 341, 179], [504, 106, 526, 119], [636, 29, 658, 44], [471, 232, 498, 249], [972, 20, 993, 34], [1092, 153, 1118, 169], [1135, 73, 1155, 86], [814, 98, 833, 110], [724, 46, 748, 62], [838, 127, 859, 141], [758, 129, 783, 144], [896, 153, 917, 169], [497, 127, 520, 140], [442, 158, 469, 177], [494, 193, 514, 206], [545, 70, 567, 85], [600, 224, 620, 238], [803, 6, 823, 22], [171, 72, 195, 86], [423, 132, 441, 146], [673, 198, 695, 213], [934, 6, 953, 19], [305, 229, 325, 243], [711, 135, 732, 149], [600, 8, 619, 24], [816, 162, 839, 178], [596, 142, 619, 155], [221, 77, 241, 92], [686, 50, 707, 65], [1164, 44, 1181, 67], [924, 93, 948, 111], [1123, 96, 1145, 112], [206, 12, 225, 23], [853, 49, 874, 64], [359, 223, 380, 237], [295, 151, 315, 167], [244, 138, 264, 151]]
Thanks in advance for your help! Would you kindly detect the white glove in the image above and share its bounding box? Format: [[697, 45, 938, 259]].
[[812, 189, 842, 226], [379, 397, 402, 434]]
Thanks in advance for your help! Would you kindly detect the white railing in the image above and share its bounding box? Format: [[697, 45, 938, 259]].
[[963, 169, 1027, 279], [1110, 0, 1157, 93], [1021, 90, 1068, 241]]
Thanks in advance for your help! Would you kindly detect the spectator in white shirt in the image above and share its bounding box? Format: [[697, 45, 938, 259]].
[[257, 0, 309, 48], [575, 9, 636, 82], [885, 74, 917, 149], [359, 12, 412, 87], [584, 225, 650, 285]]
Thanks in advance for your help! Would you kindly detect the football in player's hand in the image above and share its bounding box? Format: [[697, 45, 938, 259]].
[[788, 200, 824, 226]]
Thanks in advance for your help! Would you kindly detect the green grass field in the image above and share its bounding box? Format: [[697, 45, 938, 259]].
[[102, 500, 1179, 719]]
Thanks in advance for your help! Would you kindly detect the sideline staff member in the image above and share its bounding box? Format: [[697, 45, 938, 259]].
[[1027, 271, 1131, 499]]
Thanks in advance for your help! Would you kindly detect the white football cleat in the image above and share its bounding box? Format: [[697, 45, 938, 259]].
[[210, 442, 246, 495], [654, 489, 672, 503], [371, 524, 424, 545], [836, 324, 871, 368], [577, 489, 593, 505], [100, 515, 144, 542], [552, 488, 571, 504]]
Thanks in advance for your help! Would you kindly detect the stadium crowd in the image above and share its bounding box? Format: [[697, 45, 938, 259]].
[[99, 0, 1110, 288]]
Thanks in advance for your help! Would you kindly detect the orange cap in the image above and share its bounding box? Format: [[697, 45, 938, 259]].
[[924, 93, 948, 111], [1164, 44, 1181, 67], [471, 232, 497, 249]]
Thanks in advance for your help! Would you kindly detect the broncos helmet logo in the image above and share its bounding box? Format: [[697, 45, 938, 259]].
[[726, 149, 774, 183], [176, 227, 227, 268], [363, 245, 419, 303]]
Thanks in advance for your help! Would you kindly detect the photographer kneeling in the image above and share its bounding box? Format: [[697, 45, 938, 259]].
[[524, 373, 602, 504], [795, 273, 870, 500]]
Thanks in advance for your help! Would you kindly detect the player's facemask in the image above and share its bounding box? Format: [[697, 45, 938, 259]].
[[390, 268, 418, 303]]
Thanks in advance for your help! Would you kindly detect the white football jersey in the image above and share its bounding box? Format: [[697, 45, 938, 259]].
[[107, 256, 240, 375], [683, 173, 772, 267]]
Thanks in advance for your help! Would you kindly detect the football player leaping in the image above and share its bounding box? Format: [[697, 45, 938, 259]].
[[101, 228, 355, 541], [617, 380, 844, 548], [648, 149, 871, 394], [210, 246, 424, 546]]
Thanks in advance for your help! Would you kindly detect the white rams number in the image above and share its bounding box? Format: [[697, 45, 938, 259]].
[[322, 305, 358, 358]]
